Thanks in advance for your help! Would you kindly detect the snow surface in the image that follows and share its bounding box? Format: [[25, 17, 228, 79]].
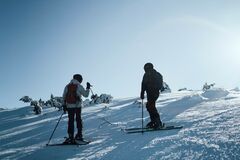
[[1, 88, 240, 160]]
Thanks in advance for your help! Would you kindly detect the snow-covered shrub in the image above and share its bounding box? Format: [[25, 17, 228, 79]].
[[132, 100, 142, 108], [52, 99, 62, 108], [20, 96, 45, 114], [202, 82, 215, 91], [178, 88, 187, 91], [201, 88, 229, 99], [31, 101, 42, 115], [45, 95, 63, 110], [19, 96, 32, 103], [231, 87, 240, 92], [38, 99, 45, 107], [133, 100, 141, 105], [83, 99, 91, 107], [87, 94, 113, 105]]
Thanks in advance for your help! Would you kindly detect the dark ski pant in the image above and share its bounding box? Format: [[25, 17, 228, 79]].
[[67, 108, 82, 138], [146, 92, 161, 124]]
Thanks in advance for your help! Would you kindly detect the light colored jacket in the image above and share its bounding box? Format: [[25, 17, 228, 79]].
[[63, 79, 90, 108]]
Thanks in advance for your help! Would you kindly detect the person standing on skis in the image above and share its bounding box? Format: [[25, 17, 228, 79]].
[[140, 63, 164, 129], [62, 74, 91, 143]]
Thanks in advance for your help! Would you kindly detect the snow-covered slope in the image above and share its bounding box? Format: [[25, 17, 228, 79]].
[[1, 89, 240, 160]]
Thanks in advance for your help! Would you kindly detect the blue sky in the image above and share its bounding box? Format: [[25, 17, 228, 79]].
[[1, 0, 240, 108]]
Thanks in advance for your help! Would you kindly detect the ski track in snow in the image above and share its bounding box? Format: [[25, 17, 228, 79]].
[[1, 90, 240, 160]]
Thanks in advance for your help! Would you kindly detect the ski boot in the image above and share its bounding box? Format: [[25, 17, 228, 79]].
[[146, 121, 154, 128], [146, 121, 165, 129], [154, 121, 165, 129], [75, 134, 83, 141], [75, 133, 89, 144], [63, 134, 76, 144]]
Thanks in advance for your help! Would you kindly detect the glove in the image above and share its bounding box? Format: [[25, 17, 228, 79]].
[[63, 104, 67, 114], [140, 92, 144, 99], [86, 82, 91, 89]]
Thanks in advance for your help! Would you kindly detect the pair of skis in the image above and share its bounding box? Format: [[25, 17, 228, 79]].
[[124, 125, 183, 134], [46, 139, 90, 146], [129, 100, 183, 134]]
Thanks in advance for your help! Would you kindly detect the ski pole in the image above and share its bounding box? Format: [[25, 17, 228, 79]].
[[46, 112, 64, 146], [90, 88, 94, 95], [142, 99, 144, 134]]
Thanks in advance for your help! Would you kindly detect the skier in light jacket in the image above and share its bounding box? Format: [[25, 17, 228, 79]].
[[62, 74, 91, 143]]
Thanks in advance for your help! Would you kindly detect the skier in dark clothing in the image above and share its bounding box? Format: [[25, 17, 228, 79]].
[[62, 74, 91, 143], [140, 63, 164, 129]]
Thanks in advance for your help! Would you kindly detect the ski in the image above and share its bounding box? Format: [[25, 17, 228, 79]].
[[124, 125, 183, 134], [46, 140, 90, 146], [124, 125, 177, 131]]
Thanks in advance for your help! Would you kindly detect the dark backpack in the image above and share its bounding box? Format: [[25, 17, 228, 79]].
[[145, 71, 163, 91], [65, 84, 79, 104]]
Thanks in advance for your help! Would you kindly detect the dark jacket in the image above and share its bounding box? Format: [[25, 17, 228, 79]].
[[141, 69, 163, 95]]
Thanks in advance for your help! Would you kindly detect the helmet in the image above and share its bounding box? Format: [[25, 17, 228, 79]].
[[73, 74, 83, 83], [144, 63, 154, 71]]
